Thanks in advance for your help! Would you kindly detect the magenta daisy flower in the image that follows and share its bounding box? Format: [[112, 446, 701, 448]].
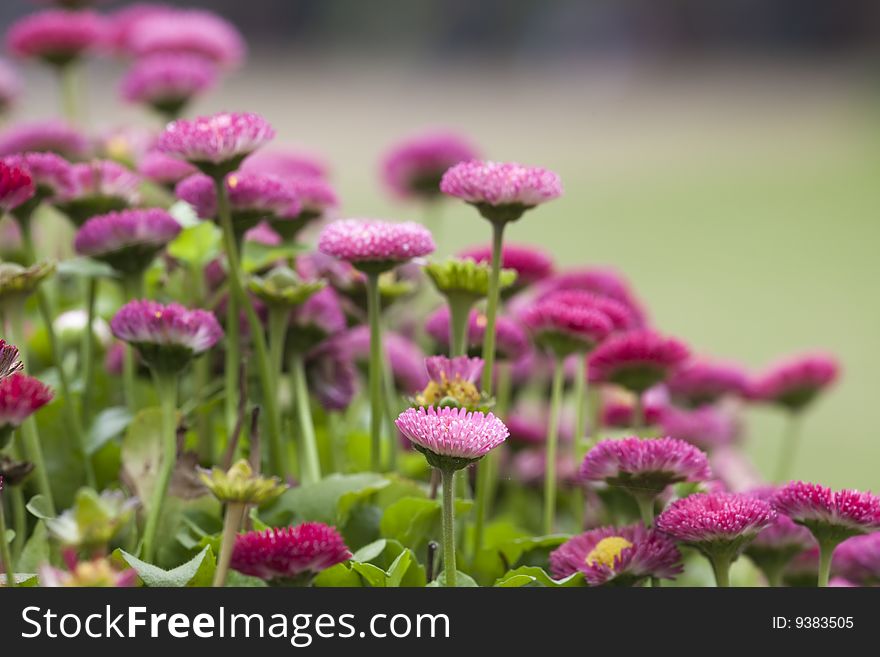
[[74, 208, 181, 275], [0, 59, 22, 115], [59, 160, 141, 226], [510, 449, 578, 488], [589, 329, 690, 394], [506, 406, 573, 446], [426, 306, 530, 362], [522, 297, 612, 358], [656, 492, 776, 586], [126, 9, 245, 69], [743, 486, 816, 586], [156, 112, 275, 177], [244, 221, 282, 247], [382, 131, 479, 200], [751, 353, 839, 412], [0, 340, 23, 380], [550, 524, 683, 586], [305, 337, 358, 412], [0, 160, 35, 213], [105, 3, 175, 55], [242, 149, 329, 181], [601, 388, 666, 429], [458, 242, 554, 291], [833, 533, 880, 586], [3, 151, 76, 208], [667, 359, 750, 408], [538, 289, 635, 332], [175, 172, 299, 241], [110, 299, 222, 375], [318, 218, 436, 274], [120, 53, 218, 119], [659, 405, 739, 451], [581, 436, 711, 521], [0, 120, 89, 160], [440, 160, 562, 224], [231, 522, 351, 584], [287, 287, 347, 352], [534, 266, 648, 327], [395, 405, 508, 469], [6, 9, 105, 67], [0, 373, 53, 448], [137, 150, 196, 188]]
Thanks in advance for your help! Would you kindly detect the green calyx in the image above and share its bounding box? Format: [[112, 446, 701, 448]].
[[0, 261, 55, 303], [425, 257, 516, 300], [199, 458, 288, 505], [249, 266, 326, 308], [46, 488, 138, 550]]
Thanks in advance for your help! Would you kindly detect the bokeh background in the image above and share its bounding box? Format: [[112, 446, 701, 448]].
[[2, 1, 879, 488]]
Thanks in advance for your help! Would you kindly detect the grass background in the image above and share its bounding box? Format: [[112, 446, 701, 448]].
[[14, 54, 880, 489]]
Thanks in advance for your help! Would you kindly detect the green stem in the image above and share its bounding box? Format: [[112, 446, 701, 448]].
[[632, 393, 645, 434], [290, 351, 321, 484], [140, 374, 178, 562], [447, 293, 474, 358], [9, 486, 25, 560], [440, 467, 457, 587], [19, 223, 93, 487], [213, 502, 245, 587], [480, 222, 505, 394], [7, 305, 55, 514], [267, 306, 288, 390], [214, 177, 283, 477], [187, 263, 213, 464], [121, 274, 145, 416], [774, 412, 801, 483], [80, 277, 97, 425], [543, 357, 565, 535], [0, 495, 15, 587], [572, 354, 587, 458], [328, 411, 344, 474], [817, 540, 835, 588], [634, 492, 655, 527], [383, 349, 400, 471], [710, 552, 732, 588], [365, 271, 384, 472], [224, 287, 240, 434], [59, 63, 80, 125]]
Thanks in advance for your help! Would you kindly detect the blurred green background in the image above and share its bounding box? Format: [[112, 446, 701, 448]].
[[4, 1, 879, 488]]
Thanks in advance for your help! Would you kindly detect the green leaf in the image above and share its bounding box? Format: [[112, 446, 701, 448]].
[[84, 407, 132, 455], [428, 570, 479, 587], [494, 566, 585, 588], [167, 221, 221, 266], [0, 573, 39, 586], [116, 546, 216, 587], [379, 496, 472, 553], [242, 241, 305, 273], [352, 539, 388, 563], [384, 550, 412, 588], [225, 570, 268, 587], [120, 408, 164, 510], [26, 494, 55, 520], [312, 563, 364, 587], [262, 473, 389, 527], [350, 561, 388, 587], [56, 257, 118, 280], [3, 529, 13, 544], [16, 521, 49, 573], [168, 200, 201, 228]]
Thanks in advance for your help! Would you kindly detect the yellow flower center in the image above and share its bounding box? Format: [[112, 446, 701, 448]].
[[415, 375, 481, 408], [228, 175, 239, 188], [585, 536, 633, 570]]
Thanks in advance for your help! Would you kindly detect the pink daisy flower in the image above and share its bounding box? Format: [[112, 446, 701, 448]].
[[6, 9, 105, 67], [521, 297, 612, 357], [550, 524, 683, 586], [0, 373, 53, 446], [126, 9, 245, 69], [156, 112, 275, 177], [59, 160, 141, 226], [242, 149, 329, 181], [395, 406, 508, 468], [137, 150, 196, 188], [440, 160, 562, 224], [538, 289, 635, 332], [231, 523, 351, 584], [0, 160, 35, 213], [110, 299, 222, 374], [773, 481, 880, 542], [458, 242, 554, 291], [105, 3, 175, 56], [601, 387, 667, 429], [3, 151, 76, 205], [243, 221, 282, 247], [287, 287, 347, 352], [750, 353, 839, 412], [532, 266, 648, 327], [382, 130, 479, 200], [0, 120, 90, 160], [667, 359, 750, 408], [833, 533, 880, 586], [305, 337, 359, 412], [581, 436, 711, 497], [510, 449, 579, 488], [345, 326, 428, 394], [318, 218, 435, 273], [73, 208, 181, 275], [120, 53, 218, 118], [588, 329, 690, 394]]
